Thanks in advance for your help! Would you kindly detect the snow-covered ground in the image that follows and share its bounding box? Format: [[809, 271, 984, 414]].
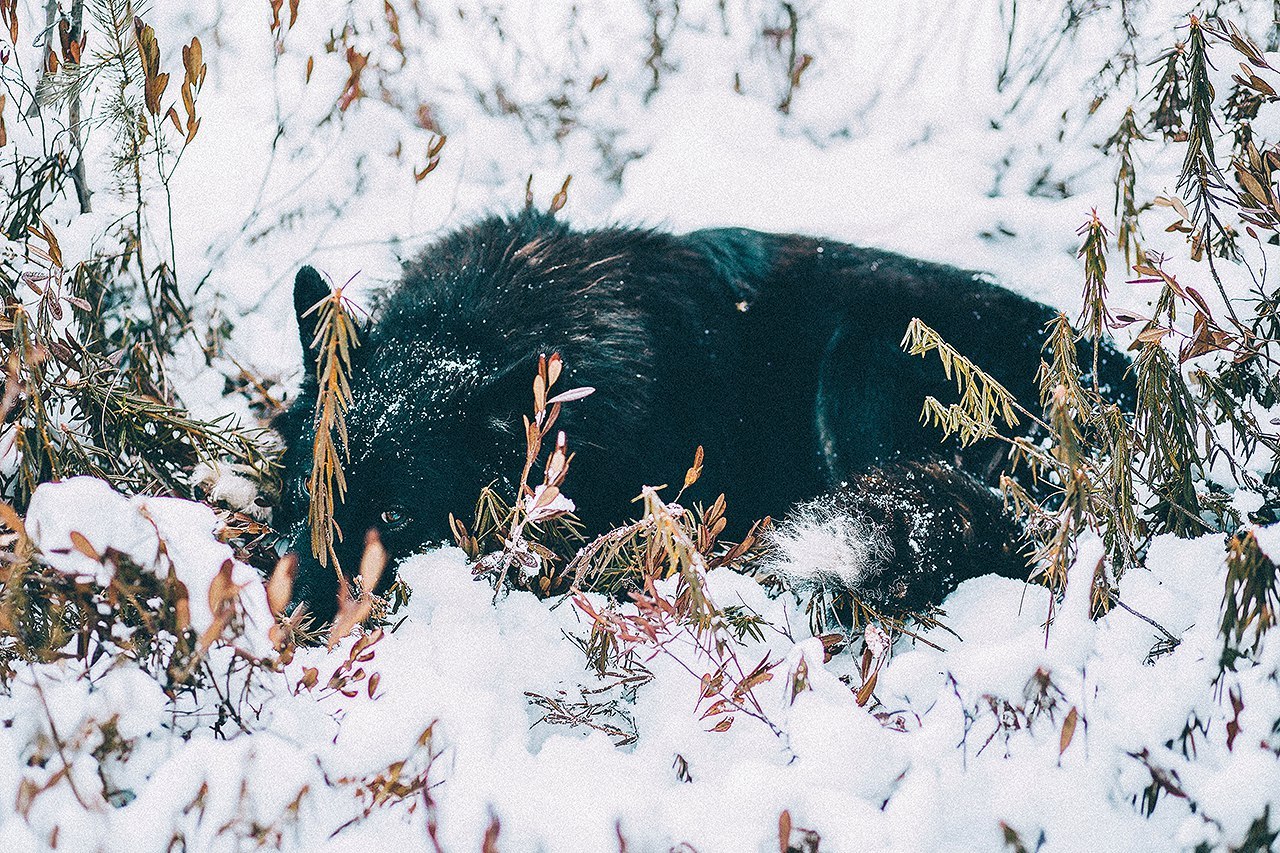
[[4, 1, 1280, 850], [5, 478, 1277, 852]]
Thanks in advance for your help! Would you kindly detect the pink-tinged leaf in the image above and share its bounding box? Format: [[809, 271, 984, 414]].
[[546, 386, 595, 405]]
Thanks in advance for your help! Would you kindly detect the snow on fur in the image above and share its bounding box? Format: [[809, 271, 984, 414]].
[[761, 495, 892, 594]]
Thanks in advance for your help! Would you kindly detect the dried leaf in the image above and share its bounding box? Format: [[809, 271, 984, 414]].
[[0, 499, 26, 540], [546, 386, 595, 405], [533, 373, 546, 412], [174, 585, 192, 633], [700, 699, 731, 719], [358, 528, 387, 593], [267, 554, 298, 616], [68, 531, 99, 561], [549, 175, 572, 214], [1226, 688, 1244, 751], [1060, 706, 1079, 756], [855, 671, 878, 706], [481, 815, 501, 853], [684, 445, 704, 489]]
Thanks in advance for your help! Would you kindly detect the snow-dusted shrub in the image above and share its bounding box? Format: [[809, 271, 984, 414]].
[[0, 3, 271, 512], [0, 1, 1279, 850]]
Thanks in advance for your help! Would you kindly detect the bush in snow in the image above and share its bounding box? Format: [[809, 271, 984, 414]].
[[0, 1, 1280, 851]]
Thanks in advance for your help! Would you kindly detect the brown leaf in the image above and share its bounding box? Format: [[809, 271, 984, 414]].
[[337, 46, 369, 110], [708, 716, 734, 733], [267, 554, 298, 617], [778, 810, 792, 853], [549, 175, 572, 214], [327, 578, 373, 649], [684, 445, 704, 489], [183, 37, 203, 83], [734, 669, 774, 699], [1135, 325, 1169, 345], [1226, 688, 1244, 751], [149, 71, 169, 116], [196, 615, 227, 652], [173, 583, 192, 633], [700, 699, 732, 720], [481, 815, 501, 853], [0, 499, 26, 540], [134, 19, 168, 115], [57, 18, 71, 60], [855, 671, 877, 707], [68, 531, 99, 561], [546, 352, 563, 387], [532, 373, 547, 413], [359, 528, 387, 593], [544, 431, 570, 485], [207, 559, 238, 613], [1237, 165, 1270, 202], [1060, 706, 1079, 756]]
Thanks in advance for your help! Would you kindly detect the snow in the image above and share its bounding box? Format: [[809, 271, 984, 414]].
[[25, 478, 275, 656], [762, 495, 892, 592], [7, 484, 1278, 851], [3, 0, 1280, 850]]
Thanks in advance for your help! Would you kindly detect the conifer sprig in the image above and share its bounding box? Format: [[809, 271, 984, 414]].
[[1103, 108, 1148, 268], [1076, 210, 1114, 387], [303, 281, 360, 580], [900, 317, 1032, 445]]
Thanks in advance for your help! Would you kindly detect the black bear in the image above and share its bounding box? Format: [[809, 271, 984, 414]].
[[272, 210, 1131, 619]]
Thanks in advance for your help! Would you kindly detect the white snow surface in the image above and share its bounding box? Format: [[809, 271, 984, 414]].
[[4, 0, 1280, 850], [25, 478, 275, 657], [5, 479, 1279, 852]]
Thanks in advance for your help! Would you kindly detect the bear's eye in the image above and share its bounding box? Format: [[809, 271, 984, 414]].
[[380, 507, 410, 530]]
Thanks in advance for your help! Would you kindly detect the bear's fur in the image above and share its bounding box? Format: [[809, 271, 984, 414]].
[[273, 210, 1131, 618]]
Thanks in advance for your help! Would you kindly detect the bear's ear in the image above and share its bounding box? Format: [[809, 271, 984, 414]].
[[294, 266, 331, 369]]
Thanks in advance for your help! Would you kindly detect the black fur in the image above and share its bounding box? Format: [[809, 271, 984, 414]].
[[768, 458, 1029, 618], [273, 211, 1133, 619]]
